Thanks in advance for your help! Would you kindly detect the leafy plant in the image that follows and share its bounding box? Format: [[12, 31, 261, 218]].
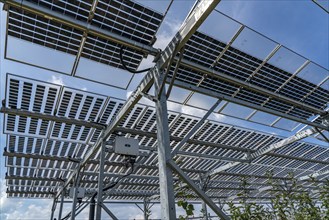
[[175, 184, 195, 219], [227, 174, 329, 220]]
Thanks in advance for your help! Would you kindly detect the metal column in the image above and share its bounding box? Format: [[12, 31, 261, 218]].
[[50, 197, 56, 220], [154, 67, 177, 219], [199, 175, 208, 220], [70, 187, 78, 220], [96, 140, 106, 220], [143, 199, 151, 220], [70, 168, 82, 220], [58, 190, 65, 220]]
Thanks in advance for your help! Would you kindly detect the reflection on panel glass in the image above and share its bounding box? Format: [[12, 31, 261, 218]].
[[273, 118, 300, 131], [76, 58, 133, 89], [198, 11, 241, 43], [249, 111, 278, 125], [7, 37, 75, 74], [320, 79, 329, 90], [220, 103, 254, 119], [231, 27, 278, 60], [186, 92, 217, 110], [297, 62, 329, 85], [167, 86, 191, 103], [268, 47, 306, 73]]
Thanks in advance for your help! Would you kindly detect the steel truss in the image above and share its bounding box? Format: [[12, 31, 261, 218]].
[[1, 0, 329, 219]]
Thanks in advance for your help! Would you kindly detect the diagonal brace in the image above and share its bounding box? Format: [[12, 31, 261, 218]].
[[167, 159, 230, 220], [100, 203, 119, 220]]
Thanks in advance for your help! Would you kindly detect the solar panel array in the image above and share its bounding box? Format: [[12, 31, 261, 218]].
[[1, 0, 329, 205], [7, 0, 163, 72], [4, 74, 329, 200], [170, 31, 328, 122]]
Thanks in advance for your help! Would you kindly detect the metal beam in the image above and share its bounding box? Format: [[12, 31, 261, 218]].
[[0, 107, 106, 129], [167, 159, 229, 220], [1, 0, 159, 56], [171, 79, 328, 130], [299, 169, 329, 181], [156, 0, 222, 68], [115, 127, 329, 165], [315, 127, 329, 143], [209, 126, 324, 176]]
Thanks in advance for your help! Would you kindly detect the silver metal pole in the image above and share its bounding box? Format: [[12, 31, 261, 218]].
[[96, 139, 106, 220], [50, 197, 56, 220], [70, 188, 78, 220], [199, 176, 209, 220], [58, 190, 65, 220], [70, 168, 81, 220], [143, 199, 149, 220], [167, 159, 229, 220], [154, 67, 177, 220]]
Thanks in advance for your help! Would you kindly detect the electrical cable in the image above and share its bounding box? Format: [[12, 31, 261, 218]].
[[119, 47, 151, 74]]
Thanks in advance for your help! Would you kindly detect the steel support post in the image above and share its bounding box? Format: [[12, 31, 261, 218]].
[[143, 199, 148, 220], [70, 168, 82, 220], [96, 140, 106, 220], [143, 198, 152, 220], [154, 67, 177, 219], [70, 187, 78, 220], [50, 197, 56, 220], [199, 175, 208, 220], [58, 190, 65, 220], [167, 159, 229, 220]]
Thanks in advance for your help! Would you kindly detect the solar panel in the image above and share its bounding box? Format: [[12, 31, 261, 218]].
[[169, 31, 329, 123], [7, 7, 83, 56], [1, 1, 329, 213], [6, 0, 163, 74], [3, 74, 329, 200]]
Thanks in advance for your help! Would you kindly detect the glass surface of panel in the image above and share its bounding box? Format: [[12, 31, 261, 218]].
[[273, 118, 300, 131], [198, 12, 241, 43], [186, 92, 218, 110], [220, 103, 254, 119], [268, 47, 307, 73], [249, 111, 278, 125], [231, 27, 278, 60], [297, 62, 329, 85]]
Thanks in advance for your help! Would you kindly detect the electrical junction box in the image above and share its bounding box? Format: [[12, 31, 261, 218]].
[[114, 136, 139, 156], [69, 187, 85, 199]]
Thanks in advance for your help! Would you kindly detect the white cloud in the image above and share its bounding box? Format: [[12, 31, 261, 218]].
[[154, 18, 182, 50]]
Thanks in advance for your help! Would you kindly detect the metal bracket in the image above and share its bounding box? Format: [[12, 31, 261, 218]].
[[141, 92, 157, 102]]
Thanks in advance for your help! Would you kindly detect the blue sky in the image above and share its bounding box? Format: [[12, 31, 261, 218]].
[[0, 0, 328, 219]]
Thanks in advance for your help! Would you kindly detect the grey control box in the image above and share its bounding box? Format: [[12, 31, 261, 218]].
[[113, 136, 139, 156]]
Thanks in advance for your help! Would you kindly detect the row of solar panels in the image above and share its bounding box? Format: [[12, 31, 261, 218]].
[[4, 74, 329, 199], [6, 1, 328, 125], [7, 0, 163, 70]]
